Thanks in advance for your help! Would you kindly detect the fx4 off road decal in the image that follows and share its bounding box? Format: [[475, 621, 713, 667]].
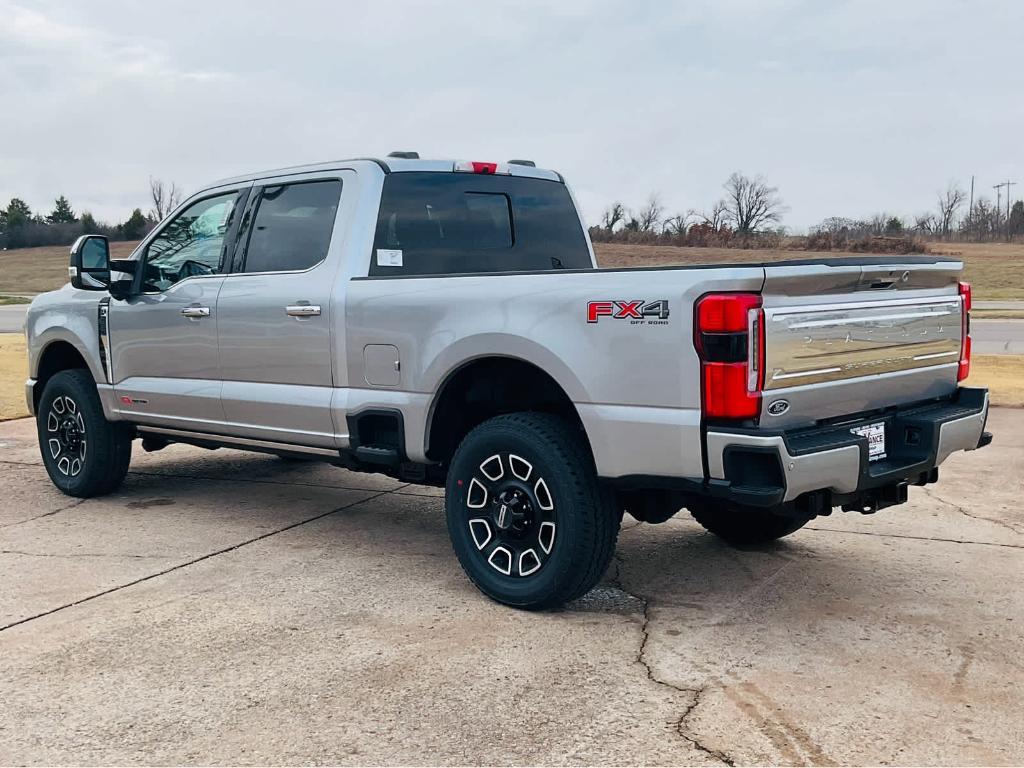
[[587, 300, 670, 325]]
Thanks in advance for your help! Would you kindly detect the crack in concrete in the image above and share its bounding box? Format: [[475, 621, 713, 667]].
[[918, 485, 1023, 537], [1, 549, 167, 560], [0, 489, 392, 634], [611, 553, 734, 765], [806, 524, 1024, 550], [0, 497, 85, 529]]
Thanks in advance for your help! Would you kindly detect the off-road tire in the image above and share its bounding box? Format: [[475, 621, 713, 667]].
[[689, 499, 809, 546], [445, 412, 619, 610], [37, 369, 132, 497]]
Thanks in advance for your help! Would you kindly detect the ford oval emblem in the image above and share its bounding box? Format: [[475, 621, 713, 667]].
[[767, 399, 790, 416]]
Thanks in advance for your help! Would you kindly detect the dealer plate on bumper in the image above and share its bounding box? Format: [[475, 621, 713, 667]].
[[851, 421, 886, 461]]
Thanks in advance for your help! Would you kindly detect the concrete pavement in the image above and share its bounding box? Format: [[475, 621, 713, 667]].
[[1, 411, 1022, 765], [972, 319, 1024, 354], [0, 305, 28, 333]]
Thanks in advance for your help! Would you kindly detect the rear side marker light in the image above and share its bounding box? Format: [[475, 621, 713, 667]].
[[958, 281, 971, 381], [695, 292, 764, 421]]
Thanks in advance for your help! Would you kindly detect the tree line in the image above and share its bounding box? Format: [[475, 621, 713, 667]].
[[0, 179, 181, 250], [592, 173, 1024, 251]]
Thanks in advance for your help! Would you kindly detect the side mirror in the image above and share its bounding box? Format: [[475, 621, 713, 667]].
[[69, 235, 110, 290]]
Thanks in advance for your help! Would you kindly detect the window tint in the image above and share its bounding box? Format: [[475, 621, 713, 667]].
[[242, 180, 341, 273], [142, 192, 239, 291], [371, 173, 591, 276]]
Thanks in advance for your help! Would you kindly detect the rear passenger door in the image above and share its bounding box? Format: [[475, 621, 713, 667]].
[[215, 175, 345, 447]]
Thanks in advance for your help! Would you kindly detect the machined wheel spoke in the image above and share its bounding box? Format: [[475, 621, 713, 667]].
[[47, 412, 59, 433], [48, 438, 61, 459], [57, 456, 71, 476], [538, 521, 556, 554], [52, 396, 66, 415], [508, 454, 533, 481], [479, 454, 504, 482], [487, 545, 513, 576], [518, 548, 542, 576], [466, 477, 489, 509], [534, 477, 554, 511], [468, 518, 493, 550]]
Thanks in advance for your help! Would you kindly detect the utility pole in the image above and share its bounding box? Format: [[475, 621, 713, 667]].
[[993, 180, 1016, 241], [969, 176, 975, 239]]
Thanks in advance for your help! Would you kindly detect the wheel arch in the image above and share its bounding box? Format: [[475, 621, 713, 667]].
[[424, 354, 590, 466], [33, 339, 95, 412]]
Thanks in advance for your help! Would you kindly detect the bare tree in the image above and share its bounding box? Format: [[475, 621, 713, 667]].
[[722, 172, 785, 234], [911, 213, 937, 235], [692, 200, 729, 232], [662, 211, 693, 236], [149, 177, 182, 222], [600, 202, 625, 232], [936, 183, 966, 238], [635, 195, 663, 233]]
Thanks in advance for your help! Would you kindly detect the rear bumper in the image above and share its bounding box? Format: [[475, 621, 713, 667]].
[[704, 387, 991, 510]]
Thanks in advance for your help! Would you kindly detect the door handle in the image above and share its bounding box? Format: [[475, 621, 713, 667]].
[[181, 306, 211, 319], [286, 304, 322, 317]]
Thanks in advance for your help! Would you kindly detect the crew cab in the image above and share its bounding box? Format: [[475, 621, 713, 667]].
[[24, 154, 992, 609]]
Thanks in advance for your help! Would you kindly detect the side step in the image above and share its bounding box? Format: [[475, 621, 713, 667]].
[[353, 445, 400, 466]]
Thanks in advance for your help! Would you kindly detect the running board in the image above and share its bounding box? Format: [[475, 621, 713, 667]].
[[136, 426, 340, 458], [353, 445, 401, 466]]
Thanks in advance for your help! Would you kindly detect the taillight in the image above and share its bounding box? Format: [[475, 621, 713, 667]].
[[958, 281, 971, 381], [695, 293, 764, 420]]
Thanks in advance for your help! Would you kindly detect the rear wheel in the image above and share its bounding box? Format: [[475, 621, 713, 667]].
[[689, 499, 809, 546], [445, 412, 618, 610], [37, 370, 132, 498]]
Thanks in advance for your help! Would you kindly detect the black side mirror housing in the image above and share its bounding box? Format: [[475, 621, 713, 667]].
[[69, 235, 111, 291], [69, 235, 138, 299]]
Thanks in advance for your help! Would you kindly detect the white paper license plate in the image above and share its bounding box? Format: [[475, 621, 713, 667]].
[[851, 421, 887, 461]]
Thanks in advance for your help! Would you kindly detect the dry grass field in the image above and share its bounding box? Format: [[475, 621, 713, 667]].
[[0, 333, 28, 420], [0, 241, 140, 295], [1, 240, 1022, 298], [594, 241, 1024, 299]]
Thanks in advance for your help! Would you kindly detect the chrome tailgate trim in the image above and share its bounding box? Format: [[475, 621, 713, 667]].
[[764, 297, 963, 390]]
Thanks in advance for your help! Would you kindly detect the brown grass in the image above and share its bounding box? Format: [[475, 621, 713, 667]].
[[0, 241, 140, 295], [594, 241, 1024, 300], [0, 333, 28, 420], [964, 355, 1024, 408]]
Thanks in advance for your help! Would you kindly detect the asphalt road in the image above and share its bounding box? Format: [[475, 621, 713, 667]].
[[1, 412, 1022, 765], [0, 305, 28, 333]]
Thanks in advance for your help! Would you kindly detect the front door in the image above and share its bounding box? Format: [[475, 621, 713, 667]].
[[109, 187, 248, 430], [215, 176, 344, 447]]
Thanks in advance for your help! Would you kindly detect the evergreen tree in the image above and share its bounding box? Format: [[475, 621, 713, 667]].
[[80, 211, 99, 234], [1010, 201, 1024, 236], [1, 199, 33, 248], [119, 208, 148, 240], [47, 195, 77, 224]]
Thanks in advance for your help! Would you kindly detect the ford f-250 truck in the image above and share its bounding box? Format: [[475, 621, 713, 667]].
[[24, 154, 992, 609]]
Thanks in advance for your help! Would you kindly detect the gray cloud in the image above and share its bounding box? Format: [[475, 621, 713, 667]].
[[2, 0, 1021, 229]]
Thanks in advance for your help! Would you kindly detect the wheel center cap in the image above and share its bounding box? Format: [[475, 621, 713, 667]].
[[493, 489, 529, 531]]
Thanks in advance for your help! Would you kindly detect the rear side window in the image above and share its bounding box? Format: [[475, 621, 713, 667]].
[[241, 179, 342, 273], [370, 173, 591, 276]]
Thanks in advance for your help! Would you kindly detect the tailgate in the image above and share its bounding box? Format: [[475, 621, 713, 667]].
[[759, 258, 966, 427]]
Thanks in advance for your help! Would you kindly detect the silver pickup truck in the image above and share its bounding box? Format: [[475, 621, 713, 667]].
[[25, 154, 991, 608]]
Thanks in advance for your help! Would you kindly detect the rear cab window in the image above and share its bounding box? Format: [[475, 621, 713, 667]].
[[370, 173, 591, 276]]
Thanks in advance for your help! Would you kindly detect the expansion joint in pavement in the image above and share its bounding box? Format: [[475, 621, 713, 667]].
[[0, 489, 393, 634]]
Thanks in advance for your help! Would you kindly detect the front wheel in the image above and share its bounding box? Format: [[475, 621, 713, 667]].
[[688, 499, 809, 546], [445, 412, 619, 610], [37, 369, 132, 497]]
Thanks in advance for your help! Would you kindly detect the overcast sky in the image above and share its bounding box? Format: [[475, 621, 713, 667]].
[[2, 0, 1021, 230]]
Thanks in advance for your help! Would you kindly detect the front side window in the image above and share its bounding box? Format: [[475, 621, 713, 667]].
[[142, 192, 239, 291], [241, 180, 342, 273]]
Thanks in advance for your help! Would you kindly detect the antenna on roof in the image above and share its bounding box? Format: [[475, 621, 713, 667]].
[[387, 151, 420, 159], [508, 159, 536, 167]]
